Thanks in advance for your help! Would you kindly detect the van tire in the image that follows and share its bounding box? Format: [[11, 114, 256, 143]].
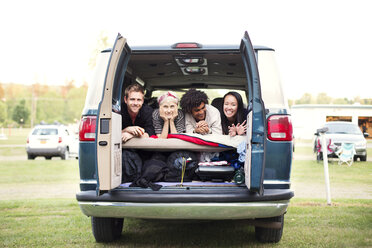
[[360, 155, 367, 161], [92, 217, 123, 242], [255, 214, 284, 243]]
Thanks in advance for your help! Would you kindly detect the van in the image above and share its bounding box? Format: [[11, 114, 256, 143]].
[[76, 31, 294, 243]]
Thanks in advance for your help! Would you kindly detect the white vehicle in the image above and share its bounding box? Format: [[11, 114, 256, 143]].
[[26, 124, 77, 160]]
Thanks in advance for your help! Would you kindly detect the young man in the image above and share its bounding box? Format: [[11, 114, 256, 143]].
[[121, 83, 155, 142], [180, 88, 222, 135]]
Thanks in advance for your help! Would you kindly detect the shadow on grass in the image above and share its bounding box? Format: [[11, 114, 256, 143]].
[[112, 219, 260, 247]]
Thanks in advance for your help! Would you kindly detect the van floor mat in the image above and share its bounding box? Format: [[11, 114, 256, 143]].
[[119, 181, 242, 188]]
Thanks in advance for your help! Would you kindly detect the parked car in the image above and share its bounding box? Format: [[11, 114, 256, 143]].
[[313, 121, 367, 161], [76, 31, 294, 243], [26, 124, 77, 160]]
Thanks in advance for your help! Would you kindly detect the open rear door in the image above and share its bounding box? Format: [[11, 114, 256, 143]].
[[96, 34, 130, 192], [240, 31, 266, 195]]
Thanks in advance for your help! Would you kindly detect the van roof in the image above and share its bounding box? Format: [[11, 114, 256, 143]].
[[101, 45, 274, 53]]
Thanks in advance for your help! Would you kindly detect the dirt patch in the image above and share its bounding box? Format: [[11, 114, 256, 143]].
[[0, 183, 80, 200]]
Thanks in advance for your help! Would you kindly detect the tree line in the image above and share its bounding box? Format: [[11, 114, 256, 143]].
[[1, 81, 371, 129], [288, 92, 372, 107], [0, 82, 87, 128]]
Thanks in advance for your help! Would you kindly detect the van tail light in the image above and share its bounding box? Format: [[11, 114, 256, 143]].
[[267, 115, 293, 141], [27, 137, 29, 144], [172, 42, 202, 48], [58, 137, 62, 143], [79, 116, 97, 141]]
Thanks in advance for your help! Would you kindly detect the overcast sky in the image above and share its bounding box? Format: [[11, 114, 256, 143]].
[[1, 0, 371, 99]]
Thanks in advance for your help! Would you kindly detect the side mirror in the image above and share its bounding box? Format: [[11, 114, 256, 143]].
[[314, 132, 319, 136], [363, 132, 369, 138]]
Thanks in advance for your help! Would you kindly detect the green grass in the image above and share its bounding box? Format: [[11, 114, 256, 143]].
[[0, 198, 371, 247], [292, 160, 372, 185], [0, 146, 26, 156], [0, 128, 30, 145], [0, 160, 79, 185], [0, 133, 371, 247]]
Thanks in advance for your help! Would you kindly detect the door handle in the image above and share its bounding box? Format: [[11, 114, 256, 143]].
[[99, 141, 108, 146]]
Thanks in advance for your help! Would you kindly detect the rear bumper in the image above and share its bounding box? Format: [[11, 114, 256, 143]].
[[77, 188, 294, 220], [26, 147, 65, 156]]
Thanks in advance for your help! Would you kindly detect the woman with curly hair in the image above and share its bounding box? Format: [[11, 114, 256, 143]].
[[180, 89, 222, 135]]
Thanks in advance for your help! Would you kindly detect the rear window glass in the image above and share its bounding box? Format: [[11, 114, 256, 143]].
[[326, 123, 362, 135], [32, 128, 58, 135], [83, 52, 111, 112], [257, 50, 288, 111], [152, 89, 247, 105]]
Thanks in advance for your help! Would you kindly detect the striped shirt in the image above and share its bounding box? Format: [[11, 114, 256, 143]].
[[152, 109, 186, 134]]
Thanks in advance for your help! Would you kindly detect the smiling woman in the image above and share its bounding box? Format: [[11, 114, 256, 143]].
[[152, 91, 185, 139]]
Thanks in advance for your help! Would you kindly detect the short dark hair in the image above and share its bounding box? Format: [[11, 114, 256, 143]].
[[124, 83, 144, 98], [180, 89, 209, 114]]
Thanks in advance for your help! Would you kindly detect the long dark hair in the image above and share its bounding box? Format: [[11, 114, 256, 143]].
[[220, 92, 245, 135]]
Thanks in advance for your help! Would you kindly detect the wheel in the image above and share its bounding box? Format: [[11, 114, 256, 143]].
[[360, 155, 367, 162], [316, 152, 323, 162], [27, 154, 35, 160], [45, 156, 52, 160], [91, 217, 123, 242], [61, 149, 69, 160], [255, 214, 284, 243]]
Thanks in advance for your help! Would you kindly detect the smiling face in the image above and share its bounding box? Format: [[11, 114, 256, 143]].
[[160, 99, 178, 119], [191, 102, 207, 122], [223, 94, 238, 122], [124, 91, 144, 115]]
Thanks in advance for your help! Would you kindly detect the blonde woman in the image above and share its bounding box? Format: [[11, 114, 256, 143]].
[[152, 91, 185, 138]]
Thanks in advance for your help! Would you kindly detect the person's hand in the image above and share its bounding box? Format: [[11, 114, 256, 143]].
[[228, 125, 237, 137], [235, 120, 247, 135], [122, 132, 134, 143], [195, 121, 210, 134], [123, 126, 144, 136], [159, 108, 169, 121], [170, 110, 178, 121]]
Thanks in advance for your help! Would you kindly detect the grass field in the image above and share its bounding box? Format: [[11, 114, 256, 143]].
[[0, 128, 30, 145], [0, 129, 372, 247]]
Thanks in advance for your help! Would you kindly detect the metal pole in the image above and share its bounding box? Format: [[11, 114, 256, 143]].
[[320, 131, 332, 205]]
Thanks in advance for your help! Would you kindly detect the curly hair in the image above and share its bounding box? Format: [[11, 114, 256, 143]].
[[180, 89, 209, 114]]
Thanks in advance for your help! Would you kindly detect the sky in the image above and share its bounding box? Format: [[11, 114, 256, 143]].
[[1, 0, 372, 100]]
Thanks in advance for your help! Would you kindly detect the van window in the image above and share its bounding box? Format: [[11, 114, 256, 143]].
[[32, 128, 58, 135], [83, 52, 111, 113], [257, 50, 288, 111], [152, 89, 247, 105]]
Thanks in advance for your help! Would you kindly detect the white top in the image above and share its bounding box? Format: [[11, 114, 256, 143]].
[[185, 104, 222, 135]]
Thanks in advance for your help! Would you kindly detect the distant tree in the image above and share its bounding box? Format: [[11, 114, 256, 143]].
[[63, 85, 88, 122], [0, 100, 7, 124], [288, 99, 294, 107], [0, 84, 4, 100], [295, 93, 313, 104], [361, 98, 372, 105], [12, 99, 30, 125], [333, 98, 350, 104], [316, 93, 332, 104], [88, 31, 112, 69]]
